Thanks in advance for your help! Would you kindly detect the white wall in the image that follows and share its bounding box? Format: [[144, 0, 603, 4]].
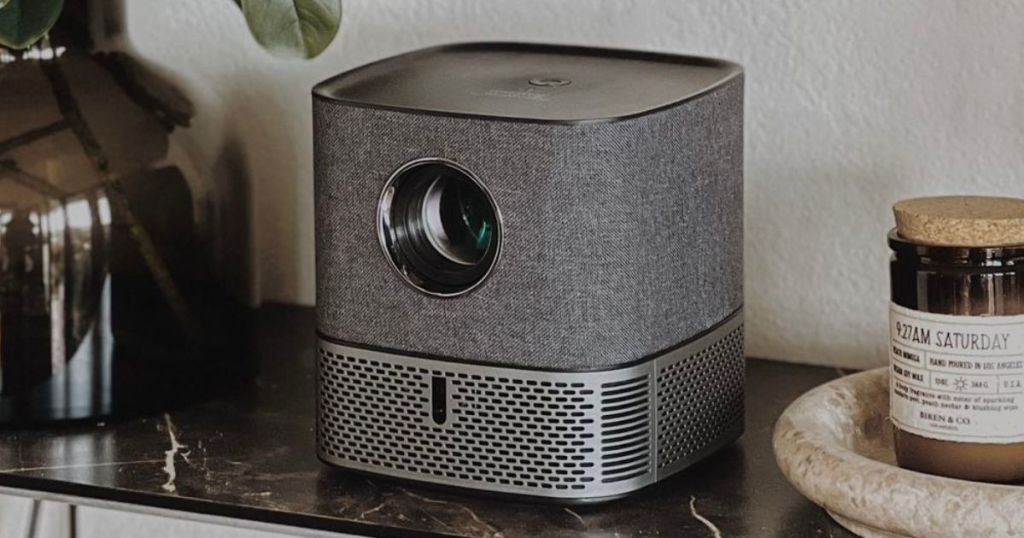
[[125, 0, 1024, 369]]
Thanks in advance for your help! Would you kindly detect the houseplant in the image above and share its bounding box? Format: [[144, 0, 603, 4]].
[[0, 0, 343, 58], [0, 0, 341, 422]]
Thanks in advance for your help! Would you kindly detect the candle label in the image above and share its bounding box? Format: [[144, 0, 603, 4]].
[[890, 303, 1024, 443]]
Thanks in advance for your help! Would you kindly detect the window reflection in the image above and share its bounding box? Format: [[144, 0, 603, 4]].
[[0, 187, 110, 400], [66, 198, 93, 231], [96, 195, 112, 227]]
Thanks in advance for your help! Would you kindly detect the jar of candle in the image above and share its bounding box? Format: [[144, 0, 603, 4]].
[[889, 195, 1024, 481]]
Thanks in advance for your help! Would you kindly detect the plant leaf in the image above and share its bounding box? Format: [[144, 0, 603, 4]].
[[239, 0, 341, 59], [0, 0, 64, 50]]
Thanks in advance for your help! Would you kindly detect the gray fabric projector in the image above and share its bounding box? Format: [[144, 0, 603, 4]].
[[313, 43, 745, 502]]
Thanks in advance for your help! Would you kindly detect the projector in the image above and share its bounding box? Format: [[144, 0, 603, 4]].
[[313, 43, 745, 502]]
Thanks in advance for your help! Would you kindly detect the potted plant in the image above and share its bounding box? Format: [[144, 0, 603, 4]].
[[0, 0, 343, 58], [0, 0, 341, 422]]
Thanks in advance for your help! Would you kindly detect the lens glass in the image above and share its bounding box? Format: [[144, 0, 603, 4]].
[[424, 176, 494, 265], [380, 160, 501, 296]]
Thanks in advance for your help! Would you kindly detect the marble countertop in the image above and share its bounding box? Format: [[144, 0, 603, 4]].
[[0, 306, 855, 537]]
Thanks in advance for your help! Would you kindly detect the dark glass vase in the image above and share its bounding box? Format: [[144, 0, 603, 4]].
[[0, 2, 252, 423]]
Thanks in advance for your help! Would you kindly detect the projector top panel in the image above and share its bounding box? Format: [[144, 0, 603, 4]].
[[314, 42, 741, 123]]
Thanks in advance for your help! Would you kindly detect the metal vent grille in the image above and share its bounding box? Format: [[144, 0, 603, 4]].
[[655, 323, 745, 473], [317, 311, 743, 500], [318, 350, 604, 493], [599, 375, 652, 483]]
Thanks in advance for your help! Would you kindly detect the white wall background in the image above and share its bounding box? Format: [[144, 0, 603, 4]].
[[123, 0, 1024, 370]]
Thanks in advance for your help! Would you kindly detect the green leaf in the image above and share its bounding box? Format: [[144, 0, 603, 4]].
[[239, 0, 341, 59], [0, 0, 64, 50]]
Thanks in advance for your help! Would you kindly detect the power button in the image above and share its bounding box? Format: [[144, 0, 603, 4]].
[[431, 375, 447, 425]]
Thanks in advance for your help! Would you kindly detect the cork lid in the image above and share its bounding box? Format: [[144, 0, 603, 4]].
[[893, 196, 1024, 247]]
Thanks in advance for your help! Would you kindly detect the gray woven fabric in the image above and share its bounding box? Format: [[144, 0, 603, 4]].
[[313, 76, 743, 370]]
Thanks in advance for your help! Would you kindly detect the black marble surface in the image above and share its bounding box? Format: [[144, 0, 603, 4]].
[[0, 306, 855, 537]]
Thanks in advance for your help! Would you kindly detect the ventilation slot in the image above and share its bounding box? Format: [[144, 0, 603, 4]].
[[656, 324, 745, 474], [318, 350, 604, 493], [599, 375, 651, 483]]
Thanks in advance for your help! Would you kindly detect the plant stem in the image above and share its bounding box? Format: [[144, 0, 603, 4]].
[[39, 59, 199, 342], [0, 159, 68, 199], [91, 53, 192, 131], [0, 120, 69, 156]]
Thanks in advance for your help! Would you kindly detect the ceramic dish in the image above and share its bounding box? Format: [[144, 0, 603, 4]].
[[774, 367, 1024, 538]]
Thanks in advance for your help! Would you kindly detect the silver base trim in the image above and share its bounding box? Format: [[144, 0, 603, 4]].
[[317, 311, 744, 501]]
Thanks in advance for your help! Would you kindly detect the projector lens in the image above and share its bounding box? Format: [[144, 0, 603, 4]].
[[378, 159, 501, 297], [422, 175, 494, 266]]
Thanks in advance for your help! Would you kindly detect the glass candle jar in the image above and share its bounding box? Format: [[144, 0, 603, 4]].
[[889, 229, 1024, 481]]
